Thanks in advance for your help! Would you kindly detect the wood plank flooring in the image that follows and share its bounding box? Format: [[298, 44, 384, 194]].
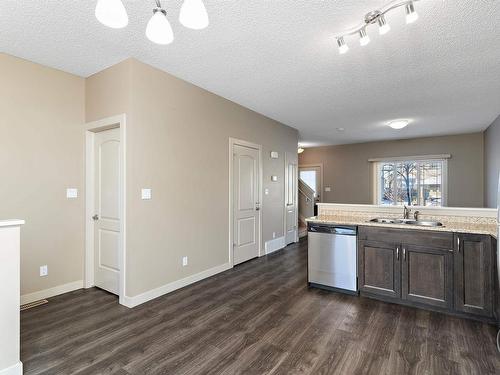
[[21, 238, 500, 374]]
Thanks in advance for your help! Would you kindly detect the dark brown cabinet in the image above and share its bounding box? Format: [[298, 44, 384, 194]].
[[358, 240, 401, 298], [454, 233, 494, 317], [358, 226, 496, 322], [401, 244, 453, 309]]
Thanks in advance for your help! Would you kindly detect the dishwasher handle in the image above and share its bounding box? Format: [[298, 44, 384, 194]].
[[308, 223, 357, 236]]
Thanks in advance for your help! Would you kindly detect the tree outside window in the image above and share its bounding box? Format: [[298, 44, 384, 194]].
[[378, 159, 445, 206]]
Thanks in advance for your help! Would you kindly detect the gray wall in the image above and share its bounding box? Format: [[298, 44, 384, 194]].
[[0, 53, 85, 295], [299, 133, 485, 208], [484, 115, 500, 208], [87, 59, 298, 297]]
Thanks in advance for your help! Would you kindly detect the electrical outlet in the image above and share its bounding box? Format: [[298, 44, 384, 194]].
[[182, 256, 188, 267], [272, 232, 276, 239], [40, 265, 48, 277]]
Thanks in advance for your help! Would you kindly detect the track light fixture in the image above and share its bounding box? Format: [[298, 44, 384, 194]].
[[95, 0, 209, 45], [335, 0, 420, 55]]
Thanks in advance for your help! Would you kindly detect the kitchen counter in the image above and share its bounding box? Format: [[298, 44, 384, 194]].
[[306, 215, 497, 238]]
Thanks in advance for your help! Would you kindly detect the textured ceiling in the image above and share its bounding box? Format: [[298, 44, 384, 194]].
[[1, 0, 500, 145]]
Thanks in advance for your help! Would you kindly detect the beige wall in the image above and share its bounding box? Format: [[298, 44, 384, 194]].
[[484, 115, 500, 208], [0, 53, 85, 295], [86, 59, 298, 297], [299, 133, 485, 208]]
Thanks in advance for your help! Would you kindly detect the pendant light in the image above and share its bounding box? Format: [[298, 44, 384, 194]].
[[359, 28, 370, 46], [179, 0, 209, 30], [146, 4, 174, 45], [337, 37, 349, 54], [377, 14, 391, 35], [95, 0, 128, 29]]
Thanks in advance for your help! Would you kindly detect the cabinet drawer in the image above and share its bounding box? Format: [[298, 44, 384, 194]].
[[358, 226, 453, 249]]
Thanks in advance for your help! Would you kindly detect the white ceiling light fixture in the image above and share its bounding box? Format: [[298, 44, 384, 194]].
[[179, 0, 209, 30], [377, 14, 391, 35], [359, 28, 370, 46], [336, 37, 349, 54], [387, 120, 410, 129], [405, 2, 419, 24], [146, 2, 174, 45], [298, 145, 305, 154], [95, 0, 209, 45], [334, 0, 420, 54], [95, 0, 128, 29]]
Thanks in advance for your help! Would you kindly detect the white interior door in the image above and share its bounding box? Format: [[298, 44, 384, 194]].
[[285, 153, 298, 245], [299, 165, 322, 203], [233, 143, 260, 265], [94, 127, 120, 295]]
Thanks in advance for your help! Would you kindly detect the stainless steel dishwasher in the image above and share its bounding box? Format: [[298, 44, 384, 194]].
[[308, 222, 358, 294]]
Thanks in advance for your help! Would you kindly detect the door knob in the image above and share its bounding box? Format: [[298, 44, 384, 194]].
[[92, 214, 99, 221]]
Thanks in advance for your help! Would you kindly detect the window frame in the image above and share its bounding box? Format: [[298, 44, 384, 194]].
[[373, 157, 448, 207]]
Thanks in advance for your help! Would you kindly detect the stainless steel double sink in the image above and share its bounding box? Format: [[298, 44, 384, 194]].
[[369, 218, 443, 227]]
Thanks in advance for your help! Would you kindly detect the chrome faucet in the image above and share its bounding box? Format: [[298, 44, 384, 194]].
[[403, 205, 410, 220]]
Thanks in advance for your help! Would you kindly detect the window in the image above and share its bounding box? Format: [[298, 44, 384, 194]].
[[376, 159, 447, 206]]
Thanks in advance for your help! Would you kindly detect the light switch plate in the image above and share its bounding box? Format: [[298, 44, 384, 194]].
[[141, 188, 152, 200], [66, 188, 78, 198], [270, 151, 279, 159], [264, 188, 270, 195], [271, 175, 278, 182], [325, 187, 331, 192]]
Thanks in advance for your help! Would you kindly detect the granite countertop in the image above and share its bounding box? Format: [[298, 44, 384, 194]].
[[306, 215, 498, 238]]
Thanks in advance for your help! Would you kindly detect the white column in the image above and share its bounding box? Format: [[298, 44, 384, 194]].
[[0, 220, 24, 375]]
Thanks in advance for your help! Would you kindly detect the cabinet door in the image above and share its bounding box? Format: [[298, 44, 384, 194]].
[[401, 244, 453, 309], [358, 240, 401, 298], [454, 234, 493, 317]]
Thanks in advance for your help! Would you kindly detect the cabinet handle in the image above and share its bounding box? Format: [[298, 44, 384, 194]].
[[403, 247, 406, 261], [396, 246, 399, 260], [457, 236, 460, 253]]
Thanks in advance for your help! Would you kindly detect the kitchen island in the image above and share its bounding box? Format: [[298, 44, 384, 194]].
[[306, 205, 498, 324]]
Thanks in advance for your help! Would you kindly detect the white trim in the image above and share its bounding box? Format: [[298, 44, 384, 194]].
[[0, 220, 24, 228], [0, 362, 22, 375], [228, 138, 263, 267], [265, 236, 286, 254], [20, 280, 83, 305], [298, 163, 324, 202], [121, 262, 232, 308], [84, 114, 127, 307], [368, 154, 451, 162], [316, 203, 498, 218]]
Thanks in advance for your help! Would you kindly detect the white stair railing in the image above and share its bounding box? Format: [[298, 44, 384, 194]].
[[298, 178, 315, 224]]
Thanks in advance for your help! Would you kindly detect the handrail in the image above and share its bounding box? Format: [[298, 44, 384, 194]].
[[298, 178, 315, 196], [298, 188, 313, 203]]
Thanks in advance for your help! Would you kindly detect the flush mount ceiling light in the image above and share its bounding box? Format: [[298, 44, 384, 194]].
[[298, 146, 305, 154], [95, 0, 209, 45], [334, 0, 420, 54], [387, 120, 410, 129]]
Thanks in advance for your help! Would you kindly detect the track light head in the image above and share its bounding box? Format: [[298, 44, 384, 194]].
[[359, 28, 370, 46], [405, 2, 419, 24], [378, 15, 391, 35], [337, 37, 349, 54]]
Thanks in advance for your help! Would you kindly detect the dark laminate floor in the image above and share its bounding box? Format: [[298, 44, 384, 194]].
[[21, 238, 500, 375]]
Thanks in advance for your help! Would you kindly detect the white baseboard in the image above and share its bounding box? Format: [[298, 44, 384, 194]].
[[21, 280, 83, 305], [265, 236, 286, 255], [0, 362, 22, 375], [121, 262, 232, 308]]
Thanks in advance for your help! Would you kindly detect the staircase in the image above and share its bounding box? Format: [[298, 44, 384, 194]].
[[298, 178, 315, 238]]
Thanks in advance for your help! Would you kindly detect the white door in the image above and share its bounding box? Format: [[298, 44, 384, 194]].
[[285, 153, 298, 245], [299, 165, 322, 204], [233, 144, 260, 265], [93, 128, 120, 295]]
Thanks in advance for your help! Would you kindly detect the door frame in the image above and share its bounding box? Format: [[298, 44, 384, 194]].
[[298, 163, 324, 202], [84, 114, 127, 306], [228, 138, 263, 267], [284, 152, 299, 244]]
